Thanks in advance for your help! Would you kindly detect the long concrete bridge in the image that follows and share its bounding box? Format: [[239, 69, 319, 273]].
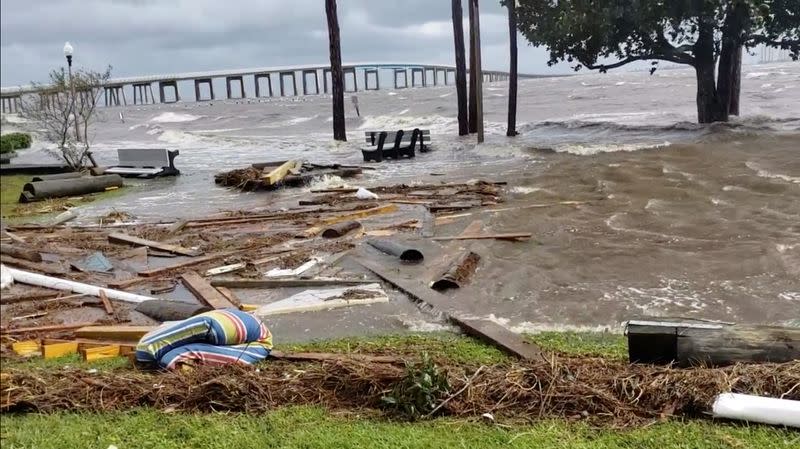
[[1, 62, 536, 113]]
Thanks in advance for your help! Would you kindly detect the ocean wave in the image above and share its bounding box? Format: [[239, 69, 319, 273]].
[[150, 112, 203, 123], [745, 161, 800, 184]]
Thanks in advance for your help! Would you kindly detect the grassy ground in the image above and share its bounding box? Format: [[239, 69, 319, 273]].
[[2, 333, 794, 448], [0, 174, 127, 223], [2, 406, 795, 449]]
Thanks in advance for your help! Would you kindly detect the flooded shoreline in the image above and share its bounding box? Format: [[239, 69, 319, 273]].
[[2, 62, 798, 339]]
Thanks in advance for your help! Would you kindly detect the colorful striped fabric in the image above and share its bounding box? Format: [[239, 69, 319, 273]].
[[135, 308, 273, 367], [159, 342, 271, 369]]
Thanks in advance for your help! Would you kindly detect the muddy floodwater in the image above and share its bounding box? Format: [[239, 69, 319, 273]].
[[4, 62, 798, 339]]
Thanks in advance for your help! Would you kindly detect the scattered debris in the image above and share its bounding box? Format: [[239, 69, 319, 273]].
[[256, 283, 388, 316], [430, 251, 480, 291]]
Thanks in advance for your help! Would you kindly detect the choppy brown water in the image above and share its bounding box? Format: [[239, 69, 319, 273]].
[[2, 62, 798, 338]]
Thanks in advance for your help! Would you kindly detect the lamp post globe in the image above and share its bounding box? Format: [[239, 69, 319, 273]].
[[63, 41, 73, 65]]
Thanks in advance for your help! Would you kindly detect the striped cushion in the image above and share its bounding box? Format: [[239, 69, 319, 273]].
[[159, 342, 271, 369], [135, 308, 273, 365]]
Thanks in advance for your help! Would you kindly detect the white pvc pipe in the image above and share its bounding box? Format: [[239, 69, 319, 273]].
[[5, 266, 155, 304], [712, 393, 800, 428]]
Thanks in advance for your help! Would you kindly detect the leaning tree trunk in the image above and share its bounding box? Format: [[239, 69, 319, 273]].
[[326, 0, 346, 141], [729, 45, 742, 115], [506, 0, 518, 136], [695, 19, 728, 123], [452, 0, 469, 136], [467, 0, 478, 134]]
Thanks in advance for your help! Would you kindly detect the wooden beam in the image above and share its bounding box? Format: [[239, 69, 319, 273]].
[[210, 278, 375, 288], [0, 255, 64, 275], [355, 258, 542, 360], [136, 250, 241, 278], [204, 262, 246, 277], [0, 243, 42, 262], [81, 345, 121, 362], [1, 322, 97, 335], [180, 271, 237, 309], [43, 341, 79, 359], [98, 289, 115, 316], [326, 0, 346, 141], [108, 232, 202, 257], [75, 325, 155, 341], [216, 286, 241, 307], [261, 160, 300, 185], [431, 232, 531, 241]]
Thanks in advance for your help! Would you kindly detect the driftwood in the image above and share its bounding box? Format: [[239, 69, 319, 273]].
[[0, 243, 42, 262], [108, 233, 202, 257], [430, 251, 480, 291], [321, 220, 361, 238]]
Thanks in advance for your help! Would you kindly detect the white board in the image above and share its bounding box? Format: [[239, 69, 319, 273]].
[[256, 283, 388, 316]]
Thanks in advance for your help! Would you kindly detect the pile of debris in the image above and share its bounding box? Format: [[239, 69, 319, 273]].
[[214, 160, 364, 191]]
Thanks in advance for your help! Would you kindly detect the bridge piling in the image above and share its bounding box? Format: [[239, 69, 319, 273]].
[[364, 69, 379, 90], [344, 67, 357, 92], [194, 78, 214, 101], [254, 73, 272, 98], [411, 68, 424, 87], [302, 69, 320, 95], [394, 69, 408, 89], [226, 76, 246, 99], [158, 80, 179, 103]]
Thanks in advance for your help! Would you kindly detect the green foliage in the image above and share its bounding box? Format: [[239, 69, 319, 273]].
[[0, 132, 31, 153], [514, 0, 799, 72], [382, 354, 451, 419], [1, 407, 796, 449]]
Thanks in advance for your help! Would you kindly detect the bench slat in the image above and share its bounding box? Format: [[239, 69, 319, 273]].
[[117, 148, 172, 168]]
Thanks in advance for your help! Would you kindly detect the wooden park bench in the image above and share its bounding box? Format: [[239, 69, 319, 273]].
[[105, 148, 180, 178], [361, 129, 429, 162]]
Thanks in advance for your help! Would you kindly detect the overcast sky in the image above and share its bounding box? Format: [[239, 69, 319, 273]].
[[0, 0, 576, 86]]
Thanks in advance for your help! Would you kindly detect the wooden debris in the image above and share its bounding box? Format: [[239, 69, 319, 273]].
[[180, 271, 237, 309], [98, 289, 115, 316], [166, 219, 188, 236], [108, 232, 202, 257], [431, 232, 531, 241], [43, 341, 79, 359], [0, 243, 42, 262], [430, 251, 481, 291], [75, 325, 154, 341], [321, 221, 361, 238], [262, 160, 301, 185], [1, 290, 61, 305], [204, 262, 246, 277], [1, 229, 26, 244], [136, 250, 241, 277], [150, 284, 177, 294], [12, 340, 40, 356], [81, 345, 121, 362], [216, 287, 241, 307], [11, 312, 48, 321], [355, 258, 542, 360], [210, 278, 374, 288], [255, 283, 388, 316], [2, 322, 97, 335], [0, 255, 64, 275], [627, 319, 800, 366]]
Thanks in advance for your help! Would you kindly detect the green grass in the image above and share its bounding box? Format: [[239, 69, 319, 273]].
[[0, 174, 130, 222], [1, 406, 795, 449], [3, 331, 626, 373]]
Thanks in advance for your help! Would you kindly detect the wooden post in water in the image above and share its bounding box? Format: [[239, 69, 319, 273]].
[[326, 0, 346, 141], [506, 0, 518, 136], [729, 45, 742, 116], [451, 0, 469, 136], [467, 0, 478, 134], [470, 0, 484, 143]]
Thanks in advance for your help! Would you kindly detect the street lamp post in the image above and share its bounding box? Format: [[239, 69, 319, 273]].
[[63, 41, 81, 143]]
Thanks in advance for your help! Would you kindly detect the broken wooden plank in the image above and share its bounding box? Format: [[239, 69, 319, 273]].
[[204, 262, 246, 277], [1, 322, 97, 335], [150, 283, 177, 294], [210, 278, 374, 288], [460, 220, 484, 236], [75, 325, 155, 341], [180, 271, 237, 309], [81, 345, 121, 362], [0, 290, 61, 304], [108, 232, 202, 257], [355, 258, 542, 361], [431, 232, 531, 241], [216, 286, 241, 307], [262, 159, 300, 185], [0, 243, 42, 262], [43, 341, 79, 359], [11, 340, 40, 356], [255, 283, 388, 316], [1, 229, 27, 244], [136, 250, 241, 277], [166, 219, 188, 236], [98, 289, 115, 316], [0, 255, 64, 275]]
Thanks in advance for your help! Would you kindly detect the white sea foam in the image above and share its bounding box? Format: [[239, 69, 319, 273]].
[[150, 112, 203, 123], [509, 186, 549, 195], [286, 115, 318, 125], [304, 175, 349, 191], [745, 161, 800, 184], [555, 141, 670, 155]]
